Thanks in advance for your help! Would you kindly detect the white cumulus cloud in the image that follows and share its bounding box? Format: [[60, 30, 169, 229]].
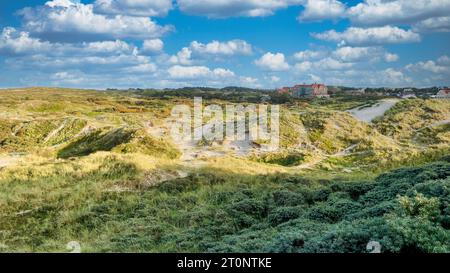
[[315, 57, 354, 70], [312, 26, 421, 46], [19, 0, 173, 42], [333, 46, 375, 62], [347, 0, 450, 26], [333, 46, 398, 62], [176, 0, 303, 18], [169, 47, 193, 65], [190, 40, 252, 56], [169, 39, 253, 65], [294, 58, 353, 73], [94, 0, 173, 17], [298, 0, 346, 22], [438, 55, 450, 65], [270, 76, 281, 83], [167, 65, 235, 79], [384, 53, 399, 62], [255, 52, 290, 71], [406, 58, 450, 74], [293, 49, 327, 61], [123, 63, 158, 73], [0, 27, 52, 55], [141, 39, 164, 54], [239, 76, 260, 88], [294, 61, 313, 72], [382, 68, 412, 85], [413, 16, 450, 33], [83, 40, 136, 54]]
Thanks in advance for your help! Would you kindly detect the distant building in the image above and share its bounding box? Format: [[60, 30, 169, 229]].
[[347, 88, 366, 96], [402, 94, 417, 99], [260, 94, 271, 103], [277, 84, 329, 98], [436, 89, 450, 99], [278, 87, 291, 95]]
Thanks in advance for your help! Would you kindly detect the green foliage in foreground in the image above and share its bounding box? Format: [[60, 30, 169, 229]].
[[1, 157, 449, 253]]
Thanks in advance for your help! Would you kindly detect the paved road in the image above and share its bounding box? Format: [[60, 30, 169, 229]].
[[348, 99, 399, 123]]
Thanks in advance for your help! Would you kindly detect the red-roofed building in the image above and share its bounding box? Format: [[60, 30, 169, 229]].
[[436, 89, 450, 99], [277, 87, 291, 95], [277, 84, 329, 98]]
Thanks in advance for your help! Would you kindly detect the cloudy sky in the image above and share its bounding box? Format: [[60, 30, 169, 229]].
[[1, 0, 450, 89]]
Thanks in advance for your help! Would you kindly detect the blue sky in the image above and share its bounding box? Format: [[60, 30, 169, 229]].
[[1, 0, 450, 89]]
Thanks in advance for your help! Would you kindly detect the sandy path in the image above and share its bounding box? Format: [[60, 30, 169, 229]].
[[295, 143, 359, 170], [144, 118, 260, 163], [0, 157, 17, 169]]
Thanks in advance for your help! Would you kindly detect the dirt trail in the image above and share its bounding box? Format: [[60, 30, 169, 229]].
[[295, 143, 359, 170], [0, 156, 18, 169], [145, 121, 166, 138], [334, 144, 359, 156], [144, 119, 259, 163]]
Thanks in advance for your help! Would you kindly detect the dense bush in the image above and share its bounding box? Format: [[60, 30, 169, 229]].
[[1, 157, 449, 253], [271, 189, 306, 206], [268, 206, 305, 226], [192, 161, 450, 253], [116, 160, 449, 253]]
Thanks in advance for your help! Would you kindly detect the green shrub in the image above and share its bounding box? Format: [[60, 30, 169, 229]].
[[253, 152, 305, 166], [307, 198, 363, 223], [158, 176, 200, 194], [272, 190, 306, 206], [268, 206, 305, 226]]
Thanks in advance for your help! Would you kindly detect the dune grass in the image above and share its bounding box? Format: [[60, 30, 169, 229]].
[[0, 88, 449, 253]]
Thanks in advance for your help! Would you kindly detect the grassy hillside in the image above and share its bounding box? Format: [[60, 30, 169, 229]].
[[1, 153, 448, 252], [374, 99, 450, 142], [0, 88, 449, 253]]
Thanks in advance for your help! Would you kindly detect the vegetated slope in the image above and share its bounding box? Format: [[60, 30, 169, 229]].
[[1, 155, 448, 252], [1, 88, 448, 172], [415, 123, 450, 145], [374, 99, 450, 142], [58, 127, 180, 159], [0, 118, 87, 152], [254, 108, 400, 169], [299, 110, 380, 154], [0, 88, 182, 159], [281, 99, 450, 171], [1, 88, 450, 253]]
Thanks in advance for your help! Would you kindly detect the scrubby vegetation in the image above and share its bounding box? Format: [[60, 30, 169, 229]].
[[374, 99, 450, 142], [1, 155, 448, 252], [0, 88, 449, 253]]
